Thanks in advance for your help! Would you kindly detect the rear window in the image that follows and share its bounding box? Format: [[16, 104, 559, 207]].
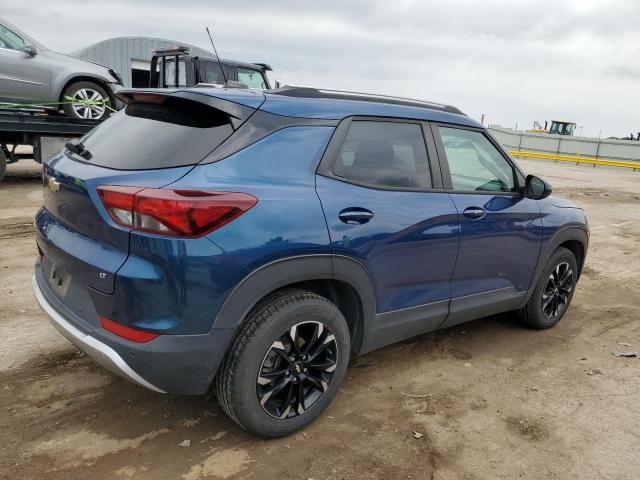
[[74, 96, 234, 170]]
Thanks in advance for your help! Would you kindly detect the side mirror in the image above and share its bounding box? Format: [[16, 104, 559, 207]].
[[274, 80, 281, 89], [23, 45, 37, 56], [524, 174, 552, 200]]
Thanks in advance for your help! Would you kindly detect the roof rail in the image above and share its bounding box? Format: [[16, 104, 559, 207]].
[[269, 85, 464, 115]]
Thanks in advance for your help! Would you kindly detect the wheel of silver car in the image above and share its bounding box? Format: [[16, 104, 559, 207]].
[[257, 321, 338, 419], [62, 81, 111, 121], [71, 88, 106, 119]]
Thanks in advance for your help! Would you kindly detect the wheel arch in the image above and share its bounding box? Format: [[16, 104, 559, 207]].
[[58, 76, 115, 105], [558, 238, 585, 278], [212, 255, 376, 355], [522, 226, 588, 306]]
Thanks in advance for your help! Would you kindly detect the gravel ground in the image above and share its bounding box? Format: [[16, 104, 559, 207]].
[[1, 158, 639, 480]]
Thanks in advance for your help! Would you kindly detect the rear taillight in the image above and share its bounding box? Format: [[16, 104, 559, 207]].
[[97, 186, 257, 238], [100, 317, 159, 343]]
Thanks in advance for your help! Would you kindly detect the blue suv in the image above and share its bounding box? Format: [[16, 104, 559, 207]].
[[32, 86, 588, 437]]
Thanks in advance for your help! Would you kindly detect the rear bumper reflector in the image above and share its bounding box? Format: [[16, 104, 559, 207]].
[[31, 275, 166, 393], [100, 317, 160, 343]]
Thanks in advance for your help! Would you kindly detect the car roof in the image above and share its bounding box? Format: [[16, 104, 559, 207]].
[[138, 85, 481, 127], [259, 86, 478, 126]]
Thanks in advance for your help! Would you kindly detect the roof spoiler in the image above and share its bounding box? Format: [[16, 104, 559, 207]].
[[114, 89, 259, 129]]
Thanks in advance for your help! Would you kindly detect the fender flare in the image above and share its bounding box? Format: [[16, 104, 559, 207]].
[[211, 255, 377, 351], [522, 226, 588, 306]]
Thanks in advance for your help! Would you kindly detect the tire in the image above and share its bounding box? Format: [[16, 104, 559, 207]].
[[216, 289, 350, 438], [0, 148, 6, 184], [62, 81, 112, 120], [519, 247, 578, 329]]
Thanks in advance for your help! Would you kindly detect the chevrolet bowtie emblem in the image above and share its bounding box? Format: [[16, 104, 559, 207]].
[[48, 177, 60, 192]]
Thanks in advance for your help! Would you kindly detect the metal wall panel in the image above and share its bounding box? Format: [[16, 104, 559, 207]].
[[490, 127, 640, 162]]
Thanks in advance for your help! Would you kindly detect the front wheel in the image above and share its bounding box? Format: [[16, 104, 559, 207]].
[[519, 247, 578, 329], [62, 81, 112, 120], [216, 289, 350, 437]]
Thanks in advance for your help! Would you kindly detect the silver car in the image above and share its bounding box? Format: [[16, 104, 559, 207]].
[[0, 19, 121, 120]]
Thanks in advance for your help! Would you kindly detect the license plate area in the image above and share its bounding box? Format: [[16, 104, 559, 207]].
[[48, 264, 71, 298]]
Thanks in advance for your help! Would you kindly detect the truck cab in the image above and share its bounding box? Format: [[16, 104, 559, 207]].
[[548, 120, 576, 136], [149, 46, 271, 89]]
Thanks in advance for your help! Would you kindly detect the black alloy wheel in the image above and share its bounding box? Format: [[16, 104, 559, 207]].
[[257, 321, 338, 419], [541, 261, 574, 318], [519, 246, 579, 329], [216, 289, 350, 437]]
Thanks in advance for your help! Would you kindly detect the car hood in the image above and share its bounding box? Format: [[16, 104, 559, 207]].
[[550, 196, 582, 209], [45, 50, 117, 79]]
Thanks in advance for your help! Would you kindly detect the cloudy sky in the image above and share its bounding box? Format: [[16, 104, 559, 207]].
[[3, 0, 638, 137]]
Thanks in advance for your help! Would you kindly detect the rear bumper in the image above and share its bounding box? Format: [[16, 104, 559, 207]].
[[32, 274, 166, 392], [32, 266, 237, 395]]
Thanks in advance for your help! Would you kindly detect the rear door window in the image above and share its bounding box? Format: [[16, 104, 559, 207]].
[[74, 96, 234, 170], [333, 121, 431, 189]]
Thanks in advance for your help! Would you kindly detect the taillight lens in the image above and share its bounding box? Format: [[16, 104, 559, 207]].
[[100, 317, 159, 343], [97, 186, 257, 238]]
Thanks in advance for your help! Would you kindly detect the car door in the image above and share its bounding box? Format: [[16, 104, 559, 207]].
[[316, 117, 459, 347], [0, 23, 50, 102], [431, 124, 543, 328]]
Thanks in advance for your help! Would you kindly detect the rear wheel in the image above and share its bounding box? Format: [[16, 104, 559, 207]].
[[62, 81, 111, 120], [216, 289, 350, 437], [519, 247, 578, 329]]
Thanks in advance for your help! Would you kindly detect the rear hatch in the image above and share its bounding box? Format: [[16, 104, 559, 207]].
[[37, 89, 262, 294]]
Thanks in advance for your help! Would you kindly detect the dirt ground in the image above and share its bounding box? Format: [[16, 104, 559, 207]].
[[1, 158, 639, 480]]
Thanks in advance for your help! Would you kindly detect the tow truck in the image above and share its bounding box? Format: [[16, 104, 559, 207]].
[[0, 109, 100, 183], [149, 46, 273, 89]]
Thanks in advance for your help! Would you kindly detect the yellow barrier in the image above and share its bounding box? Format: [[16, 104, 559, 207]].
[[509, 150, 640, 170]]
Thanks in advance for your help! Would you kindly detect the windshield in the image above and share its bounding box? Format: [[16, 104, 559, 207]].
[[237, 67, 267, 89], [550, 122, 576, 135]]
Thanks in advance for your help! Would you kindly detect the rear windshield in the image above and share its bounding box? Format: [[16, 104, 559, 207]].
[[73, 96, 234, 170]]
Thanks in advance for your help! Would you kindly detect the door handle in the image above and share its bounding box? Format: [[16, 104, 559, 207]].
[[462, 207, 486, 220], [339, 208, 374, 225]]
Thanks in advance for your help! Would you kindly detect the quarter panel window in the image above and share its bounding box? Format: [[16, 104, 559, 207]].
[[334, 121, 431, 189], [438, 127, 516, 193]]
